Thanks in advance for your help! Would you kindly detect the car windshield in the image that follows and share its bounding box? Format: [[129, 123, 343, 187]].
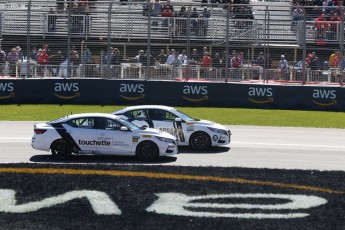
[[174, 109, 199, 121], [118, 117, 140, 130]]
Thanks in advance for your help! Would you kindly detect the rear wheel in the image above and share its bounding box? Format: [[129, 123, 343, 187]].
[[136, 141, 159, 161], [51, 139, 72, 160], [189, 131, 211, 151]]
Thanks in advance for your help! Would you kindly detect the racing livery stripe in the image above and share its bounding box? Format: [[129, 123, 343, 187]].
[[0, 167, 343, 195], [51, 123, 81, 152]]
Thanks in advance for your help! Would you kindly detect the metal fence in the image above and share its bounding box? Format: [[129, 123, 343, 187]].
[[0, 0, 344, 83]]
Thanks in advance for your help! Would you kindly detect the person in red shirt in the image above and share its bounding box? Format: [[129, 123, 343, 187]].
[[329, 13, 341, 40], [314, 14, 329, 39], [37, 49, 49, 77], [201, 52, 212, 78]]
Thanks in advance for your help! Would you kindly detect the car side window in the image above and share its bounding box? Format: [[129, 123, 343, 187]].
[[126, 109, 147, 119], [105, 119, 122, 130], [68, 118, 95, 129], [149, 109, 176, 121]]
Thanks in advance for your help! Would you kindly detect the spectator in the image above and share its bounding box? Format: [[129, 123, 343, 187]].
[[157, 49, 167, 64], [161, 2, 173, 28], [0, 47, 6, 76], [200, 7, 210, 36], [171, 51, 182, 78], [230, 52, 242, 79], [37, 49, 49, 77], [49, 51, 65, 77], [256, 52, 265, 68], [329, 13, 341, 40], [152, 0, 162, 17], [111, 48, 121, 78], [189, 48, 201, 78], [292, 5, 304, 32], [201, 51, 212, 78], [142, 0, 150, 16], [278, 54, 289, 80], [306, 52, 319, 70], [48, 8, 57, 33], [166, 49, 176, 65], [177, 5, 187, 36], [30, 47, 39, 61], [56, 0, 65, 13], [212, 52, 223, 78], [81, 47, 93, 78], [329, 50, 340, 68], [191, 7, 200, 36], [178, 49, 188, 64], [337, 55, 345, 85], [314, 14, 329, 39], [70, 50, 80, 77]]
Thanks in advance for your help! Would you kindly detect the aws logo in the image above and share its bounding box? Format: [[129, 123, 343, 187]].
[[54, 83, 80, 100], [247, 87, 273, 104], [0, 82, 15, 100], [312, 89, 337, 106], [182, 85, 208, 102], [119, 84, 145, 100]]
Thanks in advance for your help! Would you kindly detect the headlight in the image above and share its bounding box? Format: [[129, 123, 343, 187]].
[[207, 127, 228, 135], [155, 136, 175, 143]]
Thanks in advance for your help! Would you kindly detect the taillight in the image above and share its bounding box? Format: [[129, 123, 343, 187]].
[[34, 129, 47, 134]]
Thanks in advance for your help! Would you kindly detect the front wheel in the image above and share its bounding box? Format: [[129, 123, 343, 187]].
[[136, 141, 159, 161], [189, 131, 211, 151], [51, 139, 72, 160]]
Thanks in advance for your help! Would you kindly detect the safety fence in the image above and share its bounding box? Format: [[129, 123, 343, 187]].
[[0, 0, 344, 83]]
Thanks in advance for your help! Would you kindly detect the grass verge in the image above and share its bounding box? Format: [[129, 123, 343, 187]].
[[0, 104, 344, 128]]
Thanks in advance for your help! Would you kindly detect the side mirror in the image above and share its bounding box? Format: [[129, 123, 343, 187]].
[[120, 126, 129, 131], [175, 118, 182, 122]]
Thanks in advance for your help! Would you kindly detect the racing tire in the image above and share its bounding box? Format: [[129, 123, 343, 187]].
[[51, 139, 72, 160], [136, 141, 159, 161], [189, 131, 211, 151]]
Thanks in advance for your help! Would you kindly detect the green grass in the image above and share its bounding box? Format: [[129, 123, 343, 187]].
[[0, 104, 345, 128]]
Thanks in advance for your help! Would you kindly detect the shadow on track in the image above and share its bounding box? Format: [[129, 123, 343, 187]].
[[29, 154, 177, 164]]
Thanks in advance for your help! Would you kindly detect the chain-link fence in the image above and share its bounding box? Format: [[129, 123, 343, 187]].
[[0, 0, 344, 84]]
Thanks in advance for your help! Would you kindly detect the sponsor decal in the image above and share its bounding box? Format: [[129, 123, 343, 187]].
[[119, 94, 145, 100], [0, 189, 327, 219], [147, 193, 327, 219], [0, 82, 14, 100], [312, 89, 337, 107], [54, 82, 80, 100], [182, 85, 208, 102], [132, 136, 140, 142], [248, 98, 273, 104], [248, 87, 273, 104], [78, 140, 111, 146], [119, 83, 145, 101], [0, 92, 15, 100], [54, 92, 80, 100], [143, 135, 152, 138]]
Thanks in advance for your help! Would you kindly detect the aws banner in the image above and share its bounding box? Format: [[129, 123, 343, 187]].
[[0, 79, 344, 111]]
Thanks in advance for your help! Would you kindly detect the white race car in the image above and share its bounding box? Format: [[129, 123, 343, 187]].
[[31, 113, 178, 160], [112, 105, 231, 151]]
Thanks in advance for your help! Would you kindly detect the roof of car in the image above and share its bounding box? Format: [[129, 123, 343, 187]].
[[51, 113, 120, 122], [113, 105, 176, 114]]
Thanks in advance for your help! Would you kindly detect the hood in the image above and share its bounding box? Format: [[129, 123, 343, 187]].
[[190, 119, 227, 129]]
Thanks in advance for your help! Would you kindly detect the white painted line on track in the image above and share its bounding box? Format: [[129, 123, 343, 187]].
[[231, 142, 345, 149]]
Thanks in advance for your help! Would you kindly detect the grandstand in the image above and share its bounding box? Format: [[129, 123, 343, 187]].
[[0, 0, 343, 82]]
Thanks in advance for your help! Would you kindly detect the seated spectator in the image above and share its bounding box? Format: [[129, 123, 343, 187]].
[[314, 13, 329, 39], [157, 49, 167, 64]]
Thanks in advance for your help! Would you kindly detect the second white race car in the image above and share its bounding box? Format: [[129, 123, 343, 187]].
[[31, 113, 178, 160], [112, 105, 231, 151]]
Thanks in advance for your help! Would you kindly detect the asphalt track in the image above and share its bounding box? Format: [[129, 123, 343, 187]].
[[1, 121, 345, 171], [1, 121, 345, 229]]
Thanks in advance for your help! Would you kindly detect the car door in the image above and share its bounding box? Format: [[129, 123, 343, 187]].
[[95, 117, 133, 155], [148, 109, 187, 143], [65, 117, 98, 154]]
